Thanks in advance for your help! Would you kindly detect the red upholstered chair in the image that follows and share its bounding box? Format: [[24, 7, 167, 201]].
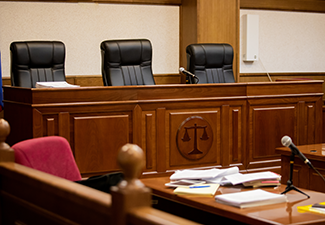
[[12, 136, 82, 181]]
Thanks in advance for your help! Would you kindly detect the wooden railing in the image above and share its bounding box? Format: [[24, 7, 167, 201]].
[[0, 119, 199, 225]]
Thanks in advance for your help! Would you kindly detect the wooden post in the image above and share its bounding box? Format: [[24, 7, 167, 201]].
[[111, 143, 152, 225], [0, 119, 14, 162]]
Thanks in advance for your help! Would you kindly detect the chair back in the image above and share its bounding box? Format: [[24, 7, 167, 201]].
[[101, 39, 155, 86], [186, 43, 235, 84], [10, 41, 66, 88], [12, 136, 82, 181]]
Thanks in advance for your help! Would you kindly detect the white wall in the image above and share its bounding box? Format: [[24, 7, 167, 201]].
[[1, 2, 324, 78], [240, 10, 325, 73], [0, 2, 179, 77]]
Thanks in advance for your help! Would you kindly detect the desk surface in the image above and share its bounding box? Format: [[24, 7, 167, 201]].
[[276, 143, 325, 162], [141, 176, 325, 225]]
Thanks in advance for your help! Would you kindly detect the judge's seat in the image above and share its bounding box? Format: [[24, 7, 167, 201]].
[[186, 43, 235, 84], [10, 41, 66, 88], [100, 39, 155, 86], [12, 136, 82, 181]]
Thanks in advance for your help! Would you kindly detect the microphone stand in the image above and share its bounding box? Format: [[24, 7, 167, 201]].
[[281, 152, 310, 198]]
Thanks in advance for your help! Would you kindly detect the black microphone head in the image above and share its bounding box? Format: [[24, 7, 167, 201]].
[[179, 67, 185, 73], [281, 135, 292, 147]]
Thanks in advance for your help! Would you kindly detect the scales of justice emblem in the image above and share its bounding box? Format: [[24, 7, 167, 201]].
[[176, 116, 213, 160]]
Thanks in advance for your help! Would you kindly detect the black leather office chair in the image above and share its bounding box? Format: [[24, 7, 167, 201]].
[[100, 39, 155, 86], [186, 43, 235, 84], [10, 41, 66, 88]]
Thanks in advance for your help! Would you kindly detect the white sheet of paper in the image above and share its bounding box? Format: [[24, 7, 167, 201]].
[[170, 167, 239, 181]]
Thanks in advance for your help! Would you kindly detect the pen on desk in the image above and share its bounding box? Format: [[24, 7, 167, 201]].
[[189, 185, 210, 188]]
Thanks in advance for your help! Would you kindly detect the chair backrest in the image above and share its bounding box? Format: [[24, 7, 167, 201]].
[[10, 41, 66, 88], [100, 39, 156, 86], [12, 136, 82, 181], [186, 43, 235, 84]]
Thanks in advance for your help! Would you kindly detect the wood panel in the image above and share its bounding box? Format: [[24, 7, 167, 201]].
[[3, 81, 323, 177], [1, 73, 182, 87], [4, 0, 324, 12], [180, 0, 240, 83], [74, 115, 129, 174], [93, 0, 181, 5], [247, 92, 323, 173], [247, 104, 296, 171], [226, 106, 245, 167], [240, 0, 325, 13], [323, 106, 325, 142], [145, 112, 154, 169], [1, 0, 182, 5], [240, 73, 325, 101]]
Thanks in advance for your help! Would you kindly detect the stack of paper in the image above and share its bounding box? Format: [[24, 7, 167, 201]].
[[221, 171, 281, 187], [36, 81, 80, 88], [165, 179, 206, 188], [174, 184, 220, 196], [167, 167, 239, 186], [215, 189, 287, 208]]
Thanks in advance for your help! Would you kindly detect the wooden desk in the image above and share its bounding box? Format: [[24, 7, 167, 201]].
[[141, 176, 325, 225], [4, 81, 323, 177], [276, 144, 325, 193]]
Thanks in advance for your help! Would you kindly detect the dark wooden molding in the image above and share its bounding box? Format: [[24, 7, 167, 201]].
[[2, 73, 182, 86], [93, 0, 181, 5], [240, 72, 325, 77], [0, 0, 181, 5], [240, 0, 325, 13], [1, 0, 325, 12]]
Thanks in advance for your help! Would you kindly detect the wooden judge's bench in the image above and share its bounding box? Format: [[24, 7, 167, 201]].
[[3, 81, 323, 177]]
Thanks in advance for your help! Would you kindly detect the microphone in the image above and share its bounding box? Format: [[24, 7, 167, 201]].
[[281, 135, 312, 168], [179, 67, 197, 78]]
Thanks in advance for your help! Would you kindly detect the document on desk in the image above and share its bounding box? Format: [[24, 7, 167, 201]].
[[215, 189, 287, 208], [174, 184, 220, 196], [221, 171, 281, 186], [36, 81, 80, 88], [170, 167, 239, 181]]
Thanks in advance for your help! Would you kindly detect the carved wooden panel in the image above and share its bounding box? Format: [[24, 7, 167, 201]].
[[168, 110, 220, 169], [73, 115, 129, 174]]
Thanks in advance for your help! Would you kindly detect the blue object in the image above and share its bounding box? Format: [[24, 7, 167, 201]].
[[189, 185, 210, 188]]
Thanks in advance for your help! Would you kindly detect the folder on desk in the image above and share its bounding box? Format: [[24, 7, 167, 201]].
[[298, 202, 325, 215], [174, 184, 220, 196]]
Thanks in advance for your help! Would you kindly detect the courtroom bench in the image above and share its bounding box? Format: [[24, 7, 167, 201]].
[[0, 119, 198, 225]]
